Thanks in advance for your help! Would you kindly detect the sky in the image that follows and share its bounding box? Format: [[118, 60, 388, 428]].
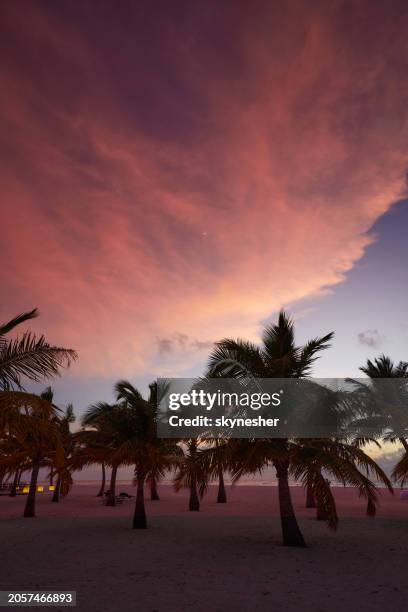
[[1, 0, 408, 423]]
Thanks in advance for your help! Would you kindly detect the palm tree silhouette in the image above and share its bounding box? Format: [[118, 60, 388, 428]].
[[358, 355, 408, 488], [50, 399, 76, 503], [359, 355, 408, 451], [0, 309, 77, 390], [114, 380, 182, 528], [79, 401, 127, 506], [0, 391, 65, 517], [207, 310, 333, 547]]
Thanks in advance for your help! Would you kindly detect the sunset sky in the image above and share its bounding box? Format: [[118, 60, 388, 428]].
[[1, 0, 408, 414]]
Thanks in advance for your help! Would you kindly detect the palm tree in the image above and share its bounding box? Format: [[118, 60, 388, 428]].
[[76, 405, 109, 497], [392, 452, 408, 485], [39, 387, 57, 488], [0, 309, 77, 390], [0, 437, 26, 496], [79, 402, 125, 506], [96, 462, 107, 498], [208, 311, 333, 546], [173, 374, 228, 508], [174, 437, 232, 508], [359, 355, 408, 490], [77, 381, 181, 525], [50, 402, 76, 502], [358, 355, 408, 451], [215, 439, 227, 503], [174, 439, 204, 511], [114, 380, 182, 528], [149, 471, 160, 501], [360, 355, 408, 379], [37, 386, 65, 499], [0, 391, 65, 517]]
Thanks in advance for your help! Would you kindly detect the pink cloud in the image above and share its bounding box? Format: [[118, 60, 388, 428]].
[[1, 1, 407, 377]]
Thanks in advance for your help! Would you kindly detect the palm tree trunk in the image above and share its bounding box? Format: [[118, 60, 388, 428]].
[[366, 498, 376, 516], [96, 462, 106, 497], [188, 439, 200, 511], [52, 474, 61, 502], [9, 469, 20, 497], [306, 483, 316, 508], [217, 469, 227, 503], [133, 469, 147, 529], [150, 477, 160, 501], [24, 461, 40, 518], [316, 470, 329, 520], [189, 475, 200, 511], [275, 460, 306, 547], [316, 498, 328, 520], [106, 466, 118, 506], [49, 472, 54, 487]]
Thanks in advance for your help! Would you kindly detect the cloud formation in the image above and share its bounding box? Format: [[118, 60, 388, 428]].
[[157, 334, 213, 355], [358, 329, 383, 348], [1, 0, 407, 377]]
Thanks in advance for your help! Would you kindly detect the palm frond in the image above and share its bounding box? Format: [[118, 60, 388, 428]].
[[0, 309, 38, 337], [208, 339, 266, 378], [392, 452, 408, 485], [0, 332, 77, 390], [295, 332, 334, 377]]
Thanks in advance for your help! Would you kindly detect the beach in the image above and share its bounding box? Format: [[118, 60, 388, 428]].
[[1, 484, 407, 611]]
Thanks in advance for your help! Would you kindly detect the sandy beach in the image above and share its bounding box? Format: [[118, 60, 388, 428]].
[[1, 484, 407, 611]]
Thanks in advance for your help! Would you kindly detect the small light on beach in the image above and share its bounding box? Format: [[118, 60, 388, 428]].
[[22, 486, 29, 494], [49, 485, 55, 491], [37, 486, 44, 493]]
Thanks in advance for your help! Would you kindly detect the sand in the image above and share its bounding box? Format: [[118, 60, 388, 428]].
[[1, 484, 408, 611]]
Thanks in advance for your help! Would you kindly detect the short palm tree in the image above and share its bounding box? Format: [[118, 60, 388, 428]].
[[0, 391, 65, 517], [174, 439, 205, 511], [359, 355, 408, 486], [50, 402, 76, 502], [358, 355, 408, 451], [78, 402, 127, 506], [114, 379, 182, 528], [76, 404, 110, 497], [0, 309, 77, 390], [174, 438, 229, 508], [77, 380, 181, 526]]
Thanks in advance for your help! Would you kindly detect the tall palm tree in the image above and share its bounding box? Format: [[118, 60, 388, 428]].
[[0, 309, 77, 390], [208, 310, 334, 547]]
